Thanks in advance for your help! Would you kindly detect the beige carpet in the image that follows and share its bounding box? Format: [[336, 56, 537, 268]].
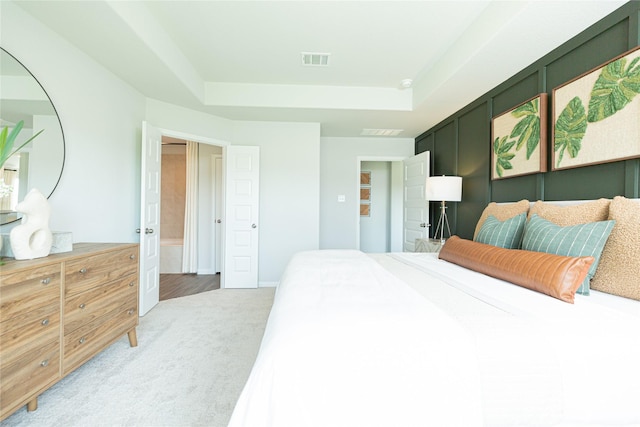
[[1, 288, 275, 427]]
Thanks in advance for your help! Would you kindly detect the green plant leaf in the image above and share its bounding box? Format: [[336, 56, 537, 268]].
[[526, 119, 541, 160], [494, 136, 517, 177], [587, 55, 640, 122], [511, 98, 538, 118], [0, 120, 43, 169], [554, 96, 587, 167], [0, 120, 24, 167], [510, 114, 540, 156], [509, 99, 540, 159]]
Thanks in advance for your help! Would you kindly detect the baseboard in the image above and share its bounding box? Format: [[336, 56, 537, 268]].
[[197, 268, 218, 275], [259, 281, 278, 288]]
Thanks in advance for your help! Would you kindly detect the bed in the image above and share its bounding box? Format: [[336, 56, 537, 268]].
[[228, 197, 640, 427]]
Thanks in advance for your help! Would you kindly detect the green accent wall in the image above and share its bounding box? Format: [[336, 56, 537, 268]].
[[416, 2, 640, 240]]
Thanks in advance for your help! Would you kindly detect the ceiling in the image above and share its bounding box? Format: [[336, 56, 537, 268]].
[[12, 0, 627, 138]]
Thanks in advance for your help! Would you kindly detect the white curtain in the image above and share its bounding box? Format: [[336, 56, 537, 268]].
[[182, 141, 199, 273]]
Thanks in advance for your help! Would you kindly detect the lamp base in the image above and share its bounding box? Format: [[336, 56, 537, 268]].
[[432, 201, 452, 244]]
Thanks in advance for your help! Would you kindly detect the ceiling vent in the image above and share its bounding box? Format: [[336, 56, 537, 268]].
[[361, 129, 404, 137], [301, 52, 330, 66]]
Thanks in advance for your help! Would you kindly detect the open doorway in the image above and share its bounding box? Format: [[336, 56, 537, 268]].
[[158, 135, 223, 299], [358, 160, 404, 253]]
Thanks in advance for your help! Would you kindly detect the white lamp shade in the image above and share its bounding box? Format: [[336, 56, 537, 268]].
[[426, 176, 462, 202]]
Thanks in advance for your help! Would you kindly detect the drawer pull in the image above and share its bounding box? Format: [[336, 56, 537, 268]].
[[79, 337, 86, 344], [40, 359, 49, 367], [128, 309, 135, 316], [129, 281, 135, 287], [129, 254, 136, 260], [41, 318, 50, 326], [41, 277, 51, 285], [79, 268, 87, 274], [79, 303, 86, 310]]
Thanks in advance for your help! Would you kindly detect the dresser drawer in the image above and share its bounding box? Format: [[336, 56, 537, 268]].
[[64, 275, 137, 334], [0, 266, 60, 323], [63, 293, 137, 374], [0, 339, 60, 418], [65, 247, 138, 297], [0, 303, 60, 370]]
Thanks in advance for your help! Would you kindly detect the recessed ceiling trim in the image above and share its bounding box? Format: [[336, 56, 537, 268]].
[[205, 82, 412, 111]]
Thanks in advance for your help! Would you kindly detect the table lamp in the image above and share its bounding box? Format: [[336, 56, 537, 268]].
[[426, 175, 462, 244]]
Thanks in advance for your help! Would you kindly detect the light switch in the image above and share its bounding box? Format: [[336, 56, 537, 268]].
[[337, 195, 346, 202]]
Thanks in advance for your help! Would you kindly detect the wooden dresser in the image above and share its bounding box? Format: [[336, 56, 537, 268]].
[[0, 242, 139, 421]]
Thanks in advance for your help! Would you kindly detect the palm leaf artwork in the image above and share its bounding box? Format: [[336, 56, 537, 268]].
[[493, 135, 516, 177], [587, 55, 640, 123], [509, 98, 541, 160], [554, 96, 587, 167]]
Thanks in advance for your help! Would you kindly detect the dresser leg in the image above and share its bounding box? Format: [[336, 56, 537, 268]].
[[27, 397, 38, 412], [127, 328, 138, 347]]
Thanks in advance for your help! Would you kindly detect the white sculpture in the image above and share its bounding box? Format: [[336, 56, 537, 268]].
[[10, 188, 53, 260]]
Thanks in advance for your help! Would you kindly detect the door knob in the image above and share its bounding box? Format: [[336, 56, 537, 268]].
[[135, 228, 154, 234], [216, 219, 221, 224], [251, 224, 257, 229]]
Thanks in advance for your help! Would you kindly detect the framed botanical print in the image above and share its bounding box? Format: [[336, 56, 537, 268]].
[[552, 45, 640, 170], [360, 170, 371, 216], [491, 93, 548, 179], [360, 171, 371, 185]]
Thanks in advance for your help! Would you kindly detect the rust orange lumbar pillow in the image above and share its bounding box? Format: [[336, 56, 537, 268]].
[[438, 236, 595, 303]]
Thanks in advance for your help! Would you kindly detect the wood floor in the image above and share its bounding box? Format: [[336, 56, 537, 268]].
[[159, 273, 221, 301]]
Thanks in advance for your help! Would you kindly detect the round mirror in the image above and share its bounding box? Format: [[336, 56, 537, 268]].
[[0, 48, 65, 225]]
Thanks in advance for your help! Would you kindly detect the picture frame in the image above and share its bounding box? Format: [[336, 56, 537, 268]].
[[491, 93, 547, 180], [552, 45, 640, 171], [360, 170, 371, 216], [360, 171, 371, 185]]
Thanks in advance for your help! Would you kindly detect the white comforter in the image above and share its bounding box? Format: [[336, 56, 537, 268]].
[[229, 250, 640, 427]]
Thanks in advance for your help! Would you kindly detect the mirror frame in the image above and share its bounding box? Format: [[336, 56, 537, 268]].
[[1, 47, 66, 225]]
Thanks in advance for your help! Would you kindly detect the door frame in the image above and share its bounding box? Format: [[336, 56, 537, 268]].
[[355, 156, 408, 251], [154, 127, 229, 278], [212, 154, 223, 273]]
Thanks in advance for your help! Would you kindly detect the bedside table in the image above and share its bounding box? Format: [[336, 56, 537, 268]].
[[415, 238, 445, 253]]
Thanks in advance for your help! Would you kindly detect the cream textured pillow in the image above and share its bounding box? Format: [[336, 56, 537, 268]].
[[473, 199, 529, 240], [591, 196, 640, 301], [528, 198, 610, 225]]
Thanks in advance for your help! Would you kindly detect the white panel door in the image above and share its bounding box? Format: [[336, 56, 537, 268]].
[[138, 121, 161, 315], [222, 146, 259, 288], [403, 151, 430, 251]]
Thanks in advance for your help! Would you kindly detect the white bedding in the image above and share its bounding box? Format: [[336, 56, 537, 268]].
[[229, 250, 640, 427]]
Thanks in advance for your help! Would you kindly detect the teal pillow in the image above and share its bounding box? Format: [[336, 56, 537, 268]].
[[522, 214, 615, 295], [474, 213, 526, 249]]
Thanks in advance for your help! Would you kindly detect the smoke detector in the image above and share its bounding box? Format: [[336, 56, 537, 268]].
[[400, 78, 413, 89]]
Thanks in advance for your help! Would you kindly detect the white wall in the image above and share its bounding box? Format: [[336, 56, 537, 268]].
[[1, 2, 146, 243], [232, 121, 321, 286], [320, 137, 415, 249], [145, 99, 233, 144], [2, 3, 413, 284]]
